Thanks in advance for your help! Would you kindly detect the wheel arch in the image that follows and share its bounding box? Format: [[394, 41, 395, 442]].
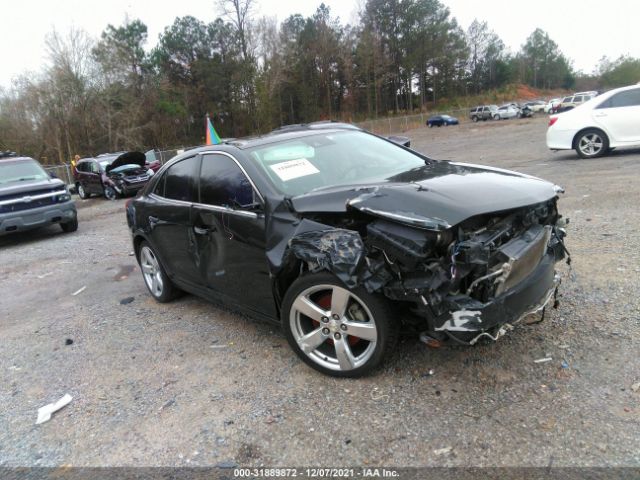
[[572, 126, 609, 149]]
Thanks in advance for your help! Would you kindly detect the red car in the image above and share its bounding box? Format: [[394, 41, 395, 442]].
[[73, 152, 152, 200]]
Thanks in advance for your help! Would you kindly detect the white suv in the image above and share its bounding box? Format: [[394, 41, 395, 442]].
[[546, 85, 640, 158]]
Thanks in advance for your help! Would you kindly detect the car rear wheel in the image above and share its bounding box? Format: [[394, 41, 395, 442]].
[[493, 114, 500, 120], [428, 123, 433, 128], [471, 116, 478, 122], [138, 243, 181, 303], [77, 184, 90, 199], [575, 129, 609, 159], [281, 272, 398, 377]]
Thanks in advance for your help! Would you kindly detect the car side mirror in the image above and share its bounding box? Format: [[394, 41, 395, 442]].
[[49, 171, 58, 179]]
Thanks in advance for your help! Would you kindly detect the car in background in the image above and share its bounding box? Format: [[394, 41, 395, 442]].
[[524, 101, 546, 113], [127, 123, 567, 377], [426, 115, 459, 127], [556, 93, 596, 113], [74, 151, 152, 200], [547, 84, 640, 158], [0, 154, 77, 235], [544, 98, 562, 114], [496, 105, 519, 120], [469, 105, 499, 122]]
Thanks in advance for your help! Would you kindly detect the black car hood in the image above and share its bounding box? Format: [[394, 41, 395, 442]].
[[290, 161, 558, 230], [105, 151, 145, 173]]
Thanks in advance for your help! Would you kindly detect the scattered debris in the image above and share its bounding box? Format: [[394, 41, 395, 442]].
[[631, 382, 640, 392], [65, 338, 73, 346], [128, 251, 135, 256], [37, 272, 53, 279], [210, 345, 227, 349], [159, 399, 175, 411], [119, 297, 134, 305], [434, 446, 453, 456], [561, 360, 569, 369], [71, 286, 86, 296], [534, 357, 553, 364], [36, 394, 73, 424]]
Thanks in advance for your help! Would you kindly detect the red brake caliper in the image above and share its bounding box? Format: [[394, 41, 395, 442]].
[[313, 292, 360, 347]]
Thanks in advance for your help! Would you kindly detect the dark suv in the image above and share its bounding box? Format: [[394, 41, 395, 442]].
[[74, 151, 151, 200], [0, 155, 77, 235], [469, 105, 499, 122]]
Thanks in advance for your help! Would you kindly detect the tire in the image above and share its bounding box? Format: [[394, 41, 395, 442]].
[[281, 272, 399, 377], [493, 114, 500, 120], [138, 242, 181, 303], [471, 116, 478, 122], [428, 123, 433, 128], [77, 183, 90, 199], [574, 129, 609, 159], [104, 185, 117, 200], [60, 216, 78, 233]]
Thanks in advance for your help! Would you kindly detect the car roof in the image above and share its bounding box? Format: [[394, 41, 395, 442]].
[[205, 123, 366, 150]]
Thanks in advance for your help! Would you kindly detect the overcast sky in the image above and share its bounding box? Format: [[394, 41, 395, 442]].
[[2, 0, 639, 88]]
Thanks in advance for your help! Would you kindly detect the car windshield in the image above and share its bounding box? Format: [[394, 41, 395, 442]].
[[441, 115, 452, 119], [247, 131, 427, 196], [0, 159, 49, 184], [98, 156, 119, 170]]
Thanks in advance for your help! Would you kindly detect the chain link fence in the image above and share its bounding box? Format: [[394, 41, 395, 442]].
[[43, 164, 74, 187], [357, 108, 472, 135]]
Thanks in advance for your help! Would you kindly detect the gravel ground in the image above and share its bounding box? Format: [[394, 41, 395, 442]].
[[1, 115, 639, 468]]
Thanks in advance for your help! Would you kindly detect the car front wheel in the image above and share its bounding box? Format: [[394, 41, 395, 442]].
[[138, 242, 181, 302], [575, 129, 609, 159], [104, 186, 117, 200], [281, 272, 398, 377]]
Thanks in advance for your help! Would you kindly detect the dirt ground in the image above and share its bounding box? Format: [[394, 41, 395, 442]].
[[1, 115, 639, 468]]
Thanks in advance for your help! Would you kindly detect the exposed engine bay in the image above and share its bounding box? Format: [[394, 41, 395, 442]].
[[280, 197, 568, 345]]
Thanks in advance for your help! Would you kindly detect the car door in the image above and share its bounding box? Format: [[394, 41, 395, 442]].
[[190, 152, 276, 317], [145, 155, 203, 286], [85, 160, 103, 194], [593, 88, 640, 143]]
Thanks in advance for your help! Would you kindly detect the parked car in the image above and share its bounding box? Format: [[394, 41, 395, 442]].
[[469, 105, 499, 121], [0, 154, 77, 235], [74, 151, 152, 200], [556, 94, 596, 113], [143, 150, 162, 172], [547, 84, 640, 158], [524, 101, 546, 113], [127, 123, 568, 377], [426, 114, 459, 127], [544, 98, 562, 114], [496, 105, 519, 119]]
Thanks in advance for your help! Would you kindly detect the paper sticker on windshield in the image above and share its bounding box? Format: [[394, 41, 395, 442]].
[[270, 159, 319, 181]]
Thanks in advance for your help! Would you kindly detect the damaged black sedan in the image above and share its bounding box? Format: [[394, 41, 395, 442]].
[[126, 125, 568, 377]]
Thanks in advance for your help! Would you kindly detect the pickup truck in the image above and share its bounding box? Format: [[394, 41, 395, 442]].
[[0, 154, 77, 236]]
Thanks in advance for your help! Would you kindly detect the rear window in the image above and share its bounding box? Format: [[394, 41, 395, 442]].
[[0, 159, 49, 185]]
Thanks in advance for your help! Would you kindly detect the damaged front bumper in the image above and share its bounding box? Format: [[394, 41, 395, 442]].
[[432, 253, 560, 343]]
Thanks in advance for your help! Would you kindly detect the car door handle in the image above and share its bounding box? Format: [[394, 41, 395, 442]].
[[148, 216, 159, 225], [193, 226, 214, 235]]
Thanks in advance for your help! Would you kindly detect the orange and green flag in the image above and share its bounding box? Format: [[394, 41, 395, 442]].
[[206, 115, 221, 145]]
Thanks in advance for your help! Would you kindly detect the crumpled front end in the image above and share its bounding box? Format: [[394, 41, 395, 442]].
[[276, 194, 568, 345]]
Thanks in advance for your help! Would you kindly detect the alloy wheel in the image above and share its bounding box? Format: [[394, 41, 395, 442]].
[[289, 284, 378, 372], [140, 246, 163, 297], [578, 133, 604, 157]]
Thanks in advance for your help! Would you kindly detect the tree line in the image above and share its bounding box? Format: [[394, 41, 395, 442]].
[[0, 0, 635, 164]]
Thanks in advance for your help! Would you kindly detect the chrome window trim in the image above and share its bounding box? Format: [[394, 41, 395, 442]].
[[148, 193, 259, 220]]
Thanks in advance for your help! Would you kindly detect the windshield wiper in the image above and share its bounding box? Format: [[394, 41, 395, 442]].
[[16, 176, 39, 182]]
